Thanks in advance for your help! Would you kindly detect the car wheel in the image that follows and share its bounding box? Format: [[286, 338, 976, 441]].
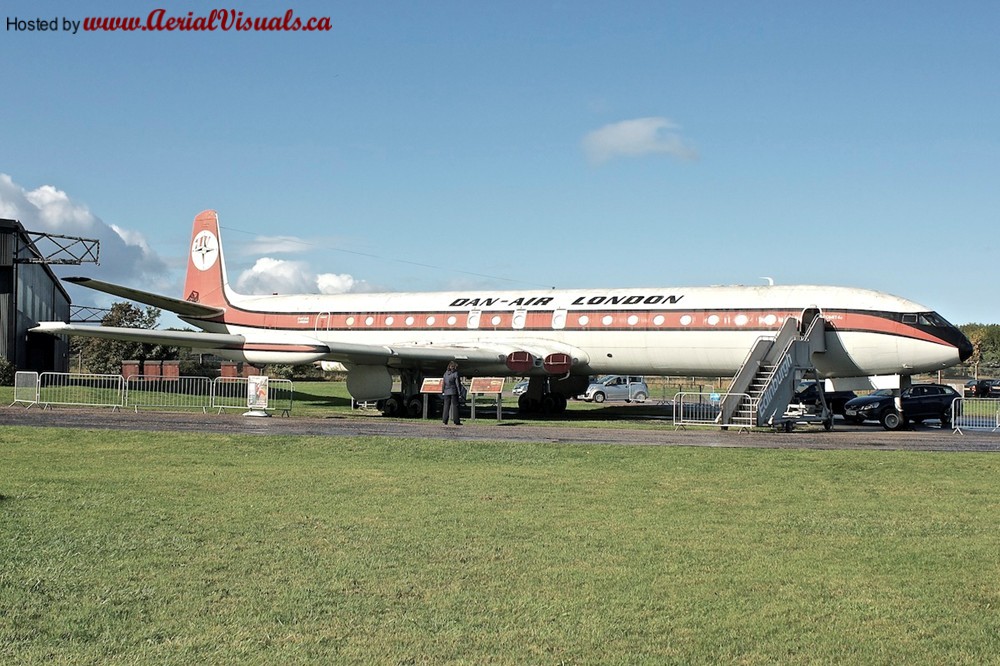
[[881, 410, 904, 431], [940, 411, 952, 428], [593, 392, 606, 403], [633, 392, 648, 403]]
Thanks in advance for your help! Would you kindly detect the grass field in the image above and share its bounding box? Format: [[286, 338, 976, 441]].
[[2, 426, 999, 664]]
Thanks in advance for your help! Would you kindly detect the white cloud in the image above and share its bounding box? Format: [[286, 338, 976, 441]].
[[235, 258, 314, 294], [0, 174, 373, 319], [0, 173, 168, 284], [317, 272, 359, 294], [582, 117, 698, 165], [235, 257, 369, 295]]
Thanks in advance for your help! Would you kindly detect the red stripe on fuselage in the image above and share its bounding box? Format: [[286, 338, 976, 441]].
[[207, 304, 958, 348]]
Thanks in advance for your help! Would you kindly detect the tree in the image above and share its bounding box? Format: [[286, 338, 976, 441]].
[[81, 302, 173, 374], [959, 323, 1000, 373]]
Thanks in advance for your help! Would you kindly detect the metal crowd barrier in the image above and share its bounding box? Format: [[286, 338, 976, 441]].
[[951, 397, 1000, 434], [12, 371, 39, 406], [125, 375, 214, 412], [212, 377, 294, 415], [9, 372, 294, 416], [673, 392, 755, 430], [37, 372, 125, 410]]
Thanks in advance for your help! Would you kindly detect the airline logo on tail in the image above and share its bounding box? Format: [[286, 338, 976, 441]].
[[191, 230, 219, 271]]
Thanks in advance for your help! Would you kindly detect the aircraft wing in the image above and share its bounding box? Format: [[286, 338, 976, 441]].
[[380, 343, 506, 366], [29, 323, 507, 366], [30, 322, 246, 349], [374, 338, 588, 371], [32, 323, 579, 372], [63, 277, 224, 319]]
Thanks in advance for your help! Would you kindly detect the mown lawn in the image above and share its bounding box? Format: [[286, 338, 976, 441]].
[[2, 427, 999, 664]]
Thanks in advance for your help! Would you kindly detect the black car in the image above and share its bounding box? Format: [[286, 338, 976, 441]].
[[972, 379, 1000, 398], [791, 381, 857, 416], [843, 384, 960, 430]]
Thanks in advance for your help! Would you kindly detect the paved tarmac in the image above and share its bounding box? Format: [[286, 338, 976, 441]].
[[2, 405, 998, 452]]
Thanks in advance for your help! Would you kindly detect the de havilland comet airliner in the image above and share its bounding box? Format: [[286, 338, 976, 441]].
[[32, 210, 972, 416]]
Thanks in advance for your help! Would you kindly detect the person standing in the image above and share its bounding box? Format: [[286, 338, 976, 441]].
[[442, 361, 463, 425]]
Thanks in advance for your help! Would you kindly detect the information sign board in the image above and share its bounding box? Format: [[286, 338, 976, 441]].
[[247, 375, 269, 410], [469, 377, 505, 394], [421, 378, 444, 393]]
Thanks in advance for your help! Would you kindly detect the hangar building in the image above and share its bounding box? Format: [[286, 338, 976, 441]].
[[0, 218, 71, 373]]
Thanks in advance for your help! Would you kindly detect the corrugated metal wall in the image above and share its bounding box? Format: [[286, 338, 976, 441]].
[[0, 221, 71, 372]]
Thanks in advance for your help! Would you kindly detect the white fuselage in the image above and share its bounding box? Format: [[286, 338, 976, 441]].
[[186, 283, 967, 378]]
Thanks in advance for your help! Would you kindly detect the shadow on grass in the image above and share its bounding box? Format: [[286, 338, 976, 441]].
[[291, 389, 353, 408]]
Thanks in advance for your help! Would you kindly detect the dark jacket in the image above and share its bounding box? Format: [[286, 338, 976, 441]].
[[443, 368, 462, 396]]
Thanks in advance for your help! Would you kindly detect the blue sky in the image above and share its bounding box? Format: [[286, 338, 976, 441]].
[[2, 1, 997, 324]]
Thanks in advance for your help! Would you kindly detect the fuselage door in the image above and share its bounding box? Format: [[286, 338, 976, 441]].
[[467, 310, 481, 330], [800, 306, 822, 335], [316, 312, 331, 333]]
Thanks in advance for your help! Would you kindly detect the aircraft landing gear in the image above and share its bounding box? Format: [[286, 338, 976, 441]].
[[405, 396, 424, 418], [379, 369, 427, 418], [380, 394, 402, 417], [518, 391, 569, 415]]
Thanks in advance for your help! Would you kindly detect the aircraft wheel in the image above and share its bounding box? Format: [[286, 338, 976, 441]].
[[405, 396, 423, 418], [823, 418, 833, 431], [381, 395, 402, 417], [881, 410, 904, 431], [593, 391, 606, 404], [518, 394, 538, 414], [552, 393, 568, 413], [540, 394, 557, 414]]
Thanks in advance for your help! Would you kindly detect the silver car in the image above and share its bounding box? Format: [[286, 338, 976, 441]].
[[579, 375, 650, 403]]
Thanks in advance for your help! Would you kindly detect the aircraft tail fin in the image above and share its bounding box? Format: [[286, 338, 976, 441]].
[[184, 210, 231, 309]]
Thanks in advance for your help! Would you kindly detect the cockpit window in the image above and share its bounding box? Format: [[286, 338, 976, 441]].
[[918, 312, 950, 327], [846, 309, 957, 330]]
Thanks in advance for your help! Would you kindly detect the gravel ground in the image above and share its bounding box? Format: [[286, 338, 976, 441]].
[[2, 405, 998, 452]]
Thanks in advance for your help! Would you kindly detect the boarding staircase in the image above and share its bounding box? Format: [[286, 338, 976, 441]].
[[718, 313, 828, 429]]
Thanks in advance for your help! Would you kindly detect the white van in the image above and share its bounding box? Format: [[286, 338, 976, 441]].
[[578, 375, 650, 403]]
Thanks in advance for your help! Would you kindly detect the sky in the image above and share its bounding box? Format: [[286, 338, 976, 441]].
[[2, 1, 997, 326]]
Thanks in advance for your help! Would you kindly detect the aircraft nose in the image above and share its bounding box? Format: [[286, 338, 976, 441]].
[[948, 327, 974, 363], [958, 335, 974, 363]]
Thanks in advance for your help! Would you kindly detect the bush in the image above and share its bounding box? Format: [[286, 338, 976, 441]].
[[0, 358, 15, 386]]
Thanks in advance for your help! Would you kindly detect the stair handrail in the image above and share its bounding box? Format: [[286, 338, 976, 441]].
[[725, 334, 777, 393]]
